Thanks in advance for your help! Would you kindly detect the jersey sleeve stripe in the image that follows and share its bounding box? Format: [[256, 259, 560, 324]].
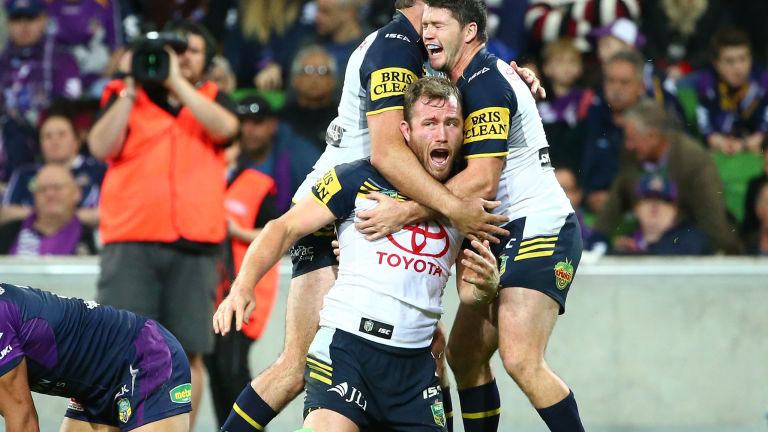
[[464, 152, 509, 159], [366, 106, 404, 116]]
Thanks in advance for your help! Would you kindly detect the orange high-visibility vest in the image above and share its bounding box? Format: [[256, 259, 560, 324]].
[[98, 79, 227, 244], [220, 168, 279, 340]]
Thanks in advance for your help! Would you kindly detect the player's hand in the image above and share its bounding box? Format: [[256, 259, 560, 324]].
[[212, 283, 256, 336], [511, 61, 546, 99], [255, 63, 283, 89], [355, 191, 412, 240], [332, 239, 341, 262], [448, 197, 509, 244], [461, 239, 499, 304], [163, 46, 182, 90]]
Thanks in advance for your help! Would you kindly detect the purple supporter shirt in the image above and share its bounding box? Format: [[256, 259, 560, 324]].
[[45, 0, 122, 89], [0, 36, 82, 126]]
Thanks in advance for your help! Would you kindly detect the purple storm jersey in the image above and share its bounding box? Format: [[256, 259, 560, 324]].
[[0, 283, 192, 429], [0, 282, 146, 398]]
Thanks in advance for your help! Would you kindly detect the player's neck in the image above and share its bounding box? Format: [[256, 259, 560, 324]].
[[450, 42, 484, 83], [399, 6, 424, 37]]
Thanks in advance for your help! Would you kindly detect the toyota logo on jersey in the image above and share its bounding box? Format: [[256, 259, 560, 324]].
[[387, 222, 450, 258]]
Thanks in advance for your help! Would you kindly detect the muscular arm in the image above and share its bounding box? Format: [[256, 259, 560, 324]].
[[0, 358, 39, 432], [214, 196, 336, 334], [368, 112, 507, 239], [369, 110, 462, 217]]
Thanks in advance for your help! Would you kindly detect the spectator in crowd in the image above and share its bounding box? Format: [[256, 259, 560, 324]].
[[640, 0, 729, 78], [695, 27, 768, 155], [254, 0, 368, 91], [0, 163, 96, 256], [582, 50, 647, 213], [743, 181, 768, 255], [43, 0, 123, 94], [587, 18, 680, 99], [235, 95, 320, 213], [205, 136, 281, 426], [0, 0, 82, 127], [537, 38, 593, 172], [0, 115, 37, 193], [210, 54, 237, 94], [593, 99, 742, 254], [0, 114, 105, 227], [556, 167, 594, 241], [611, 173, 710, 255], [231, 0, 314, 90], [87, 20, 238, 429], [279, 45, 339, 151], [741, 137, 768, 235], [484, 0, 528, 62], [525, 0, 640, 52], [308, 0, 368, 85]]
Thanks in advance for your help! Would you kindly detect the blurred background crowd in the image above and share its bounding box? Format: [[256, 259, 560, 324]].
[[1, 0, 768, 257]]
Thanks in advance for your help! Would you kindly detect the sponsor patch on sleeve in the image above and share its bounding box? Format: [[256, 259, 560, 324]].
[[370, 67, 417, 101], [464, 107, 510, 144], [314, 168, 343, 204]]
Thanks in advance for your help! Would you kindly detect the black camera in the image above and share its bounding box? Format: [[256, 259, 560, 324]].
[[131, 31, 188, 84]]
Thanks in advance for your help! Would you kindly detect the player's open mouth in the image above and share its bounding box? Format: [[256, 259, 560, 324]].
[[430, 148, 450, 167], [426, 44, 443, 56]]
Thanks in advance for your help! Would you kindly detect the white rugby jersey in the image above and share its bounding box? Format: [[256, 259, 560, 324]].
[[293, 11, 425, 201], [456, 49, 573, 236], [310, 159, 462, 349]]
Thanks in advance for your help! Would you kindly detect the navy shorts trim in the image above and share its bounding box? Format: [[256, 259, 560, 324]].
[[304, 327, 446, 431], [64, 321, 192, 430], [290, 224, 337, 278], [491, 213, 582, 314]]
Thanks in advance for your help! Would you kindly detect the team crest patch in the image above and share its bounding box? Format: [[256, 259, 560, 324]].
[[554, 259, 574, 290], [431, 400, 446, 427], [499, 255, 509, 276], [117, 398, 131, 423], [169, 383, 192, 403], [363, 319, 374, 332]]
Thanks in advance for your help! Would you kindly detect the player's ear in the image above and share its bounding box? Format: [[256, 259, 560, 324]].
[[464, 22, 478, 43], [400, 120, 411, 142]]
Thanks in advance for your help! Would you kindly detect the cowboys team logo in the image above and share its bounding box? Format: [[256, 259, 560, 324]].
[[554, 259, 574, 290], [387, 222, 450, 258], [117, 398, 132, 423]]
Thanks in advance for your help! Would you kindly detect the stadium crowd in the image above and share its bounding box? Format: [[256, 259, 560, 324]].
[[1, 0, 768, 429]]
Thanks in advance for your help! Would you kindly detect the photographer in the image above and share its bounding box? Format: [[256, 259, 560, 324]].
[[87, 20, 238, 429]]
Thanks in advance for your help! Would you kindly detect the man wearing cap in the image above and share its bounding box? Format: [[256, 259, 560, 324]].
[[235, 95, 321, 213], [611, 173, 710, 255], [0, 0, 82, 188], [593, 98, 743, 254]]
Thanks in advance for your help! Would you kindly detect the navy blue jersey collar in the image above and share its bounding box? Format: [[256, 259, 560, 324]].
[[458, 48, 493, 86], [393, 10, 421, 45]]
